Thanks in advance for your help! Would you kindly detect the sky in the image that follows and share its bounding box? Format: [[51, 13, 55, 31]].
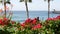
[[0, 0, 60, 11]]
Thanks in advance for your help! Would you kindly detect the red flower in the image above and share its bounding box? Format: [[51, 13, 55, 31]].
[[33, 18, 37, 20], [57, 15, 60, 17], [1, 22, 4, 25], [32, 24, 42, 30], [56, 15, 60, 19], [11, 21, 15, 24], [31, 18, 37, 24], [2, 18, 9, 25], [0, 19, 3, 24], [21, 23, 25, 27], [53, 17, 58, 21], [32, 19, 37, 25], [3, 18, 8, 21], [35, 24, 42, 28], [25, 18, 32, 23], [46, 18, 53, 21], [0, 19, 4, 25]]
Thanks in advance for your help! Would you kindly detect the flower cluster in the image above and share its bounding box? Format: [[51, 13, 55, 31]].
[[21, 18, 42, 30], [0, 18, 15, 25], [0, 18, 9, 25], [46, 15, 60, 21], [0, 15, 60, 34], [32, 24, 42, 30]]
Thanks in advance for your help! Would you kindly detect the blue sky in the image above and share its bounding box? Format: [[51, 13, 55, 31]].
[[0, 0, 60, 11]]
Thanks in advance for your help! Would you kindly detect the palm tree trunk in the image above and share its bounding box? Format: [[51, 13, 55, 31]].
[[48, 0, 50, 18], [4, 2, 6, 18], [25, 0, 29, 18]]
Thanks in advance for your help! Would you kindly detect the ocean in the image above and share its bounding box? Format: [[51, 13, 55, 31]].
[[6, 11, 59, 22]]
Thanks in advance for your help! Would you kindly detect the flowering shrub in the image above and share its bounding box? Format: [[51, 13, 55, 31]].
[[0, 15, 60, 34], [0, 18, 9, 25], [32, 24, 42, 30]]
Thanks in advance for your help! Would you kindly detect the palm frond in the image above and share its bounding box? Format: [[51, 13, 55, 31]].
[[52, 0, 53, 1], [29, 0, 32, 2], [0, 0, 2, 3], [6, 0, 11, 4], [20, 0, 32, 2], [44, 0, 51, 1], [6, 0, 10, 2], [44, 0, 46, 1], [20, 0, 24, 2], [6, 2, 11, 4]]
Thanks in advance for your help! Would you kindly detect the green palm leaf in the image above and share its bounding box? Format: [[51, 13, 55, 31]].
[[44, 0, 53, 1], [20, 0, 32, 2], [6, 0, 10, 2], [20, 0, 24, 2], [44, 0, 46, 1], [6, 0, 11, 4], [0, 0, 2, 3], [29, 0, 32, 2]]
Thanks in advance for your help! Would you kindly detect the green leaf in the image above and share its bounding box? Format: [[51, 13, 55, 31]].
[[20, 0, 32, 2], [0, 0, 2, 3], [29, 0, 32, 2], [6, 0, 11, 4], [6, 2, 11, 4], [20, 0, 24, 2], [6, 0, 10, 2], [6, 27, 16, 33], [0, 27, 4, 31], [44, 0, 46, 1]]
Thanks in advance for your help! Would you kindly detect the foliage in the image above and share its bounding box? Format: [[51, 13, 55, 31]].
[[0, 15, 60, 34], [20, 0, 32, 2]]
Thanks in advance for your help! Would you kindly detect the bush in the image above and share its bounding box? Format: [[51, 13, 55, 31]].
[[0, 15, 60, 34]]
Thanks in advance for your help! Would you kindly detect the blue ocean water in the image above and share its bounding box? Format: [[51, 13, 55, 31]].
[[7, 11, 59, 22]]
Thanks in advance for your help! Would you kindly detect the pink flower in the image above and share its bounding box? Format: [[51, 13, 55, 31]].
[[0, 9, 3, 12]]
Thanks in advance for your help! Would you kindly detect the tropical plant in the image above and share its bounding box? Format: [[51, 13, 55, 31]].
[[20, 0, 32, 18], [44, 0, 53, 18], [0, 15, 60, 34], [0, 0, 11, 18]]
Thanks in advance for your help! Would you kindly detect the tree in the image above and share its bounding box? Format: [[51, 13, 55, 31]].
[[44, 0, 53, 18], [20, 0, 32, 18], [4, 0, 11, 18], [0, 0, 11, 18]]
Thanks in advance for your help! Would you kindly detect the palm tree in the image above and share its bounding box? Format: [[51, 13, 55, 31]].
[[0, 0, 2, 3], [0, 0, 11, 18], [44, 0, 53, 18], [4, 0, 11, 18], [20, 0, 32, 18]]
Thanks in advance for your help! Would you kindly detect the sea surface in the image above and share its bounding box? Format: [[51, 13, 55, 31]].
[[5, 11, 60, 22]]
